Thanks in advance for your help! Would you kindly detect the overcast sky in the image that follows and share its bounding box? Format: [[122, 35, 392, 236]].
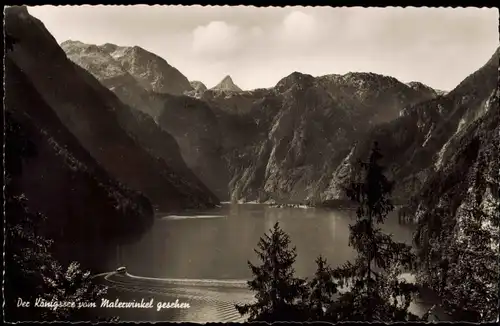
[[28, 5, 498, 91]]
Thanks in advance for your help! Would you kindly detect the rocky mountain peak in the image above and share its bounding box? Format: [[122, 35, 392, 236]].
[[184, 80, 208, 99], [190, 80, 207, 92], [61, 40, 102, 56], [60, 39, 83, 47], [100, 42, 119, 53], [61, 40, 131, 82], [122, 45, 156, 60], [342, 72, 402, 89], [211, 75, 242, 92], [407, 81, 434, 90], [406, 81, 439, 98], [62, 40, 193, 96], [109, 45, 152, 62], [274, 71, 315, 93]]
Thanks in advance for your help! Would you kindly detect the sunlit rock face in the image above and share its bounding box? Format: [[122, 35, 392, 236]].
[[184, 80, 208, 98], [62, 29, 454, 205], [327, 47, 499, 210], [211, 70, 438, 203]]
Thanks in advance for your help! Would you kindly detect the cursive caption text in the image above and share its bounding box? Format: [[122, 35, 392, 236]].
[[17, 297, 190, 311]]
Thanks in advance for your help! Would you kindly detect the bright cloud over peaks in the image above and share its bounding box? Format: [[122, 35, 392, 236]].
[[281, 11, 320, 44], [192, 21, 240, 58], [28, 6, 499, 91]]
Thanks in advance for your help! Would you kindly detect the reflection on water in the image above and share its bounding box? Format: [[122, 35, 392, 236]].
[[112, 204, 415, 280], [100, 204, 439, 322]]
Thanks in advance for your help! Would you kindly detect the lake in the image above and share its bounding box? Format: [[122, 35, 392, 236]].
[[114, 203, 416, 279], [99, 204, 441, 322]]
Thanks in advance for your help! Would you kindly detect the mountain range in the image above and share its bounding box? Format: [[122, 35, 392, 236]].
[[62, 41, 447, 203], [4, 6, 219, 267], [5, 5, 498, 279], [328, 48, 498, 207]]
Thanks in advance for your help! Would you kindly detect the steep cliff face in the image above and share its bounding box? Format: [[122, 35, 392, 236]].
[[411, 50, 499, 218], [410, 64, 499, 313], [61, 40, 234, 200], [182, 70, 438, 203], [4, 55, 153, 270], [63, 43, 216, 203], [219, 71, 438, 202], [324, 48, 499, 206], [62, 36, 440, 204], [149, 90, 274, 201], [414, 83, 499, 223], [5, 7, 218, 211], [152, 93, 232, 200]]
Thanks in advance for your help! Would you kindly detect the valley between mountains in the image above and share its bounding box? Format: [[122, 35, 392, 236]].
[[4, 5, 498, 323], [61, 38, 498, 216]]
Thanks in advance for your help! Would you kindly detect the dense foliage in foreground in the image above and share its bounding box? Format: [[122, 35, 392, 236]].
[[236, 142, 499, 322], [4, 191, 110, 321], [4, 113, 112, 322]]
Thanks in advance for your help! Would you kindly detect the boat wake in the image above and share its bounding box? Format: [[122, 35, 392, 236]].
[[119, 273, 248, 288], [160, 215, 226, 220], [101, 272, 253, 322]]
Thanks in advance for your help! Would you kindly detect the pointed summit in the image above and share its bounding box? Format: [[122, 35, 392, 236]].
[[211, 75, 242, 92]]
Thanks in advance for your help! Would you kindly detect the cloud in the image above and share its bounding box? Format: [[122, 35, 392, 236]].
[[250, 26, 264, 38], [191, 21, 240, 59], [28, 6, 499, 91], [281, 11, 319, 44]]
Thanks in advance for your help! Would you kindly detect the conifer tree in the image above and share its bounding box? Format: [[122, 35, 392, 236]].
[[235, 222, 308, 321], [307, 255, 338, 321], [331, 141, 418, 321]]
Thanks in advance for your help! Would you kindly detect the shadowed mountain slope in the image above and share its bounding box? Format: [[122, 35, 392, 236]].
[[5, 6, 218, 211], [62, 38, 442, 204]]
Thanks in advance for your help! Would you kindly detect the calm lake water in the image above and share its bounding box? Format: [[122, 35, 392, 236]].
[[114, 203, 416, 279], [98, 204, 440, 322]]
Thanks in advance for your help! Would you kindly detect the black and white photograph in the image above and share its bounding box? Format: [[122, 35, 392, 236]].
[[3, 4, 499, 323]]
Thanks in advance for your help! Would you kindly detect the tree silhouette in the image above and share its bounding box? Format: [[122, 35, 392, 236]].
[[235, 222, 308, 321], [331, 141, 418, 321], [306, 255, 338, 321], [5, 193, 109, 321], [4, 112, 110, 321]]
